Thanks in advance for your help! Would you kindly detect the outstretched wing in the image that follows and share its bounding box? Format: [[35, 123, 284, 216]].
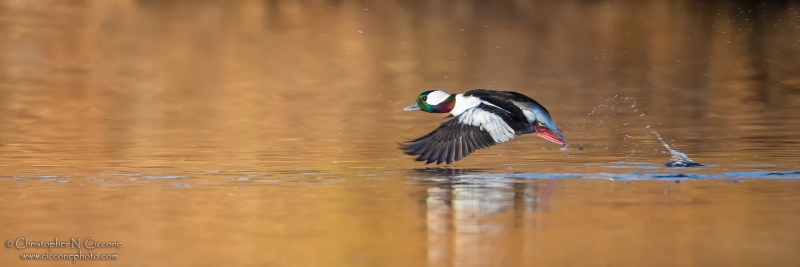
[[401, 104, 525, 164]]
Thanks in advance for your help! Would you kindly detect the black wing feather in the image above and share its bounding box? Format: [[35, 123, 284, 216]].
[[401, 114, 499, 165], [402, 100, 538, 164], [464, 89, 544, 124]]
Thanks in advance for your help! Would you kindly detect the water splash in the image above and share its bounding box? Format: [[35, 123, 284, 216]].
[[651, 131, 703, 167], [577, 95, 621, 147]]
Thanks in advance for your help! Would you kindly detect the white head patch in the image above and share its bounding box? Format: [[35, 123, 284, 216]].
[[425, 90, 451, 105]]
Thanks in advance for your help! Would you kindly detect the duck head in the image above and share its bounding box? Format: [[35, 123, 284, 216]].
[[403, 90, 456, 113]]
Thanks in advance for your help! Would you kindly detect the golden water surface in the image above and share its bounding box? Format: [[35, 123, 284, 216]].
[[1, 1, 800, 266]]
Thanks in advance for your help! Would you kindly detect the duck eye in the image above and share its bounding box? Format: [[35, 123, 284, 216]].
[[422, 96, 427, 101]]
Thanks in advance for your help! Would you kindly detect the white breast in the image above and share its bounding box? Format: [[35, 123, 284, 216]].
[[450, 95, 481, 116]]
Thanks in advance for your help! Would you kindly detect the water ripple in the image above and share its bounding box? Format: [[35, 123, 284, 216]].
[[458, 170, 800, 181]]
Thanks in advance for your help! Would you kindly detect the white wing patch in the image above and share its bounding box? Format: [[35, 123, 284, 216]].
[[521, 110, 536, 124], [457, 107, 516, 143], [515, 101, 558, 129]]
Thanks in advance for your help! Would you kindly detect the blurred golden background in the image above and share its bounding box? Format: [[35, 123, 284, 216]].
[[1, 0, 800, 266]]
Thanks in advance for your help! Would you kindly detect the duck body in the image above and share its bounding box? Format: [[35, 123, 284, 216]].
[[402, 89, 567, 165]]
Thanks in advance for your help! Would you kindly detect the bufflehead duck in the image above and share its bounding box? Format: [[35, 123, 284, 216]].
[[401, 89, 567, 164]]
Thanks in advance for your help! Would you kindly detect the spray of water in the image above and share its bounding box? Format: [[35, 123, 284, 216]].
[[577, 94, 704, 167], [651, 131, 703, 167]]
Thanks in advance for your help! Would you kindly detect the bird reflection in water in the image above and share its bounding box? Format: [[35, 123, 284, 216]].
[[409, 168, 556, 266]]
